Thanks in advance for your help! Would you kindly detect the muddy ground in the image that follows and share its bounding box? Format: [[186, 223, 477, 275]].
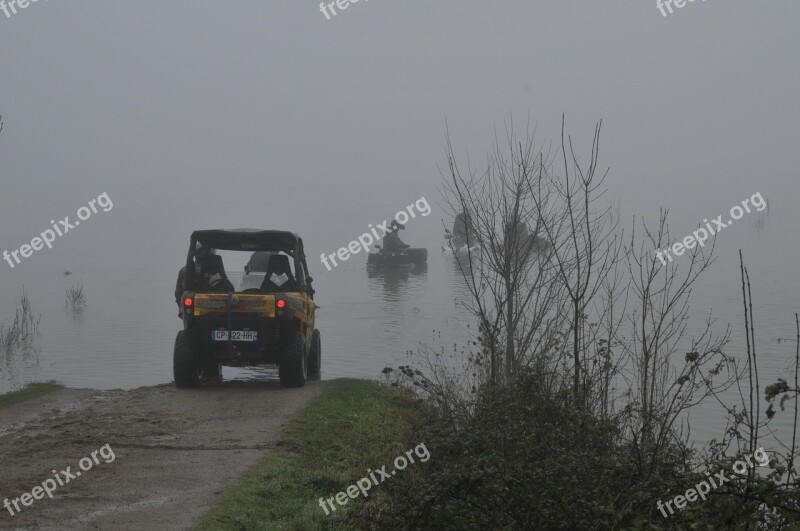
[[0, 379, 328, 530]]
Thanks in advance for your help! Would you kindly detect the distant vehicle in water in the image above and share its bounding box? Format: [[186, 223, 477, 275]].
[[442, 239, 480, 255], [444, 211, 479, 254], [451, 211, 475, 247], [367, 245, 428, 269], [367, 219, 427, 269], [443, 213, 551, 257], [505, 221, 551, 257]]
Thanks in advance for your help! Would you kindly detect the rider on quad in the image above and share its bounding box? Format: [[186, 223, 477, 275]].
[[452, 210, 476, 247], [383, 219, 410, 253]]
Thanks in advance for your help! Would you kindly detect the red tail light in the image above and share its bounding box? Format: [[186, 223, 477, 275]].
[[276, 299, 286, 309], [184, 297, 193, 307]]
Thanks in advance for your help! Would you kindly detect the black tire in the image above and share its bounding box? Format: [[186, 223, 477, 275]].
[[174, 331, 201, 388], [201, 357, 222, 381], [279, 330, 307, 388], [308, 329, 321, 381]]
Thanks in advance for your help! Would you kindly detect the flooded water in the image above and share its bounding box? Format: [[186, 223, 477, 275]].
[[0, 246, 473, 393], [0, 199, 797, 447]]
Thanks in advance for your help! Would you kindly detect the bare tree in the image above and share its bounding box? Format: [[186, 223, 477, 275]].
[[620, 212, 739, 476], [439, 115, 738, 444], [441, 117, 566, 386], [440, 116, 624, 404], [534, 117, 623, 404]]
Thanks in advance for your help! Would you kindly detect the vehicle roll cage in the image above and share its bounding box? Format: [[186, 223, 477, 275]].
[[185, 229, 314, 294]]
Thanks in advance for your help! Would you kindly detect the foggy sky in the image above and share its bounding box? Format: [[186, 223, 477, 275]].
[[1, 0, 798, 274]]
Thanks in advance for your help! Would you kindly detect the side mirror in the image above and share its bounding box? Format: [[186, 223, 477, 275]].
[[306, 276, 313, 284], [244, 265, 250, 275]]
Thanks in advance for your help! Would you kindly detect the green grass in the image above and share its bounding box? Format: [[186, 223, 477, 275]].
[[0, 381, 62, 409], [195, 379, 427, 531]]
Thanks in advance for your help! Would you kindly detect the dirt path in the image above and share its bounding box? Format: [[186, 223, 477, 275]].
[[0, 379, 328, 530]]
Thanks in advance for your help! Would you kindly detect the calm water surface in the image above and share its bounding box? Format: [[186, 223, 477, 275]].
[[0, 208, 797, 447]]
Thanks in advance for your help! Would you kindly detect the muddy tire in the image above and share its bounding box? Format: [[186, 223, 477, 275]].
[[174, 331, 201, 388], [201, 357, 221, 381], [308, 329, 321, 381], [279, 331, 307, 388]]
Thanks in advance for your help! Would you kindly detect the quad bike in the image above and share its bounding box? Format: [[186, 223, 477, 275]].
[[366, 244, 427, 269]]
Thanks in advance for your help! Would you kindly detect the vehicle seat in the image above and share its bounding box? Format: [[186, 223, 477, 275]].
[[198, 254, 234, 292], [260, 255, 297, 292]]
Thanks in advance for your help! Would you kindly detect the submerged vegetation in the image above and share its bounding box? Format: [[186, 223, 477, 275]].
[[65, 281, 87, 312], [0, 287, 41, 367]]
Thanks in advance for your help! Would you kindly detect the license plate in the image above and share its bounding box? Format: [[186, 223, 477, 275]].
[[212, 330, 258, 342]]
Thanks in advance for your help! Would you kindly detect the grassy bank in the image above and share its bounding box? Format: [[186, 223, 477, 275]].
[[196, 379, 428, 531], [0, 382, 62, 409]]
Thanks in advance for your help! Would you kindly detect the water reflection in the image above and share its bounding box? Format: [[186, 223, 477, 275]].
[[367, 265, 428, 302]]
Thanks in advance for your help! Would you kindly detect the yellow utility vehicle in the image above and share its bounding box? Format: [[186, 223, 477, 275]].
[[175, 230, 320, 388]]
